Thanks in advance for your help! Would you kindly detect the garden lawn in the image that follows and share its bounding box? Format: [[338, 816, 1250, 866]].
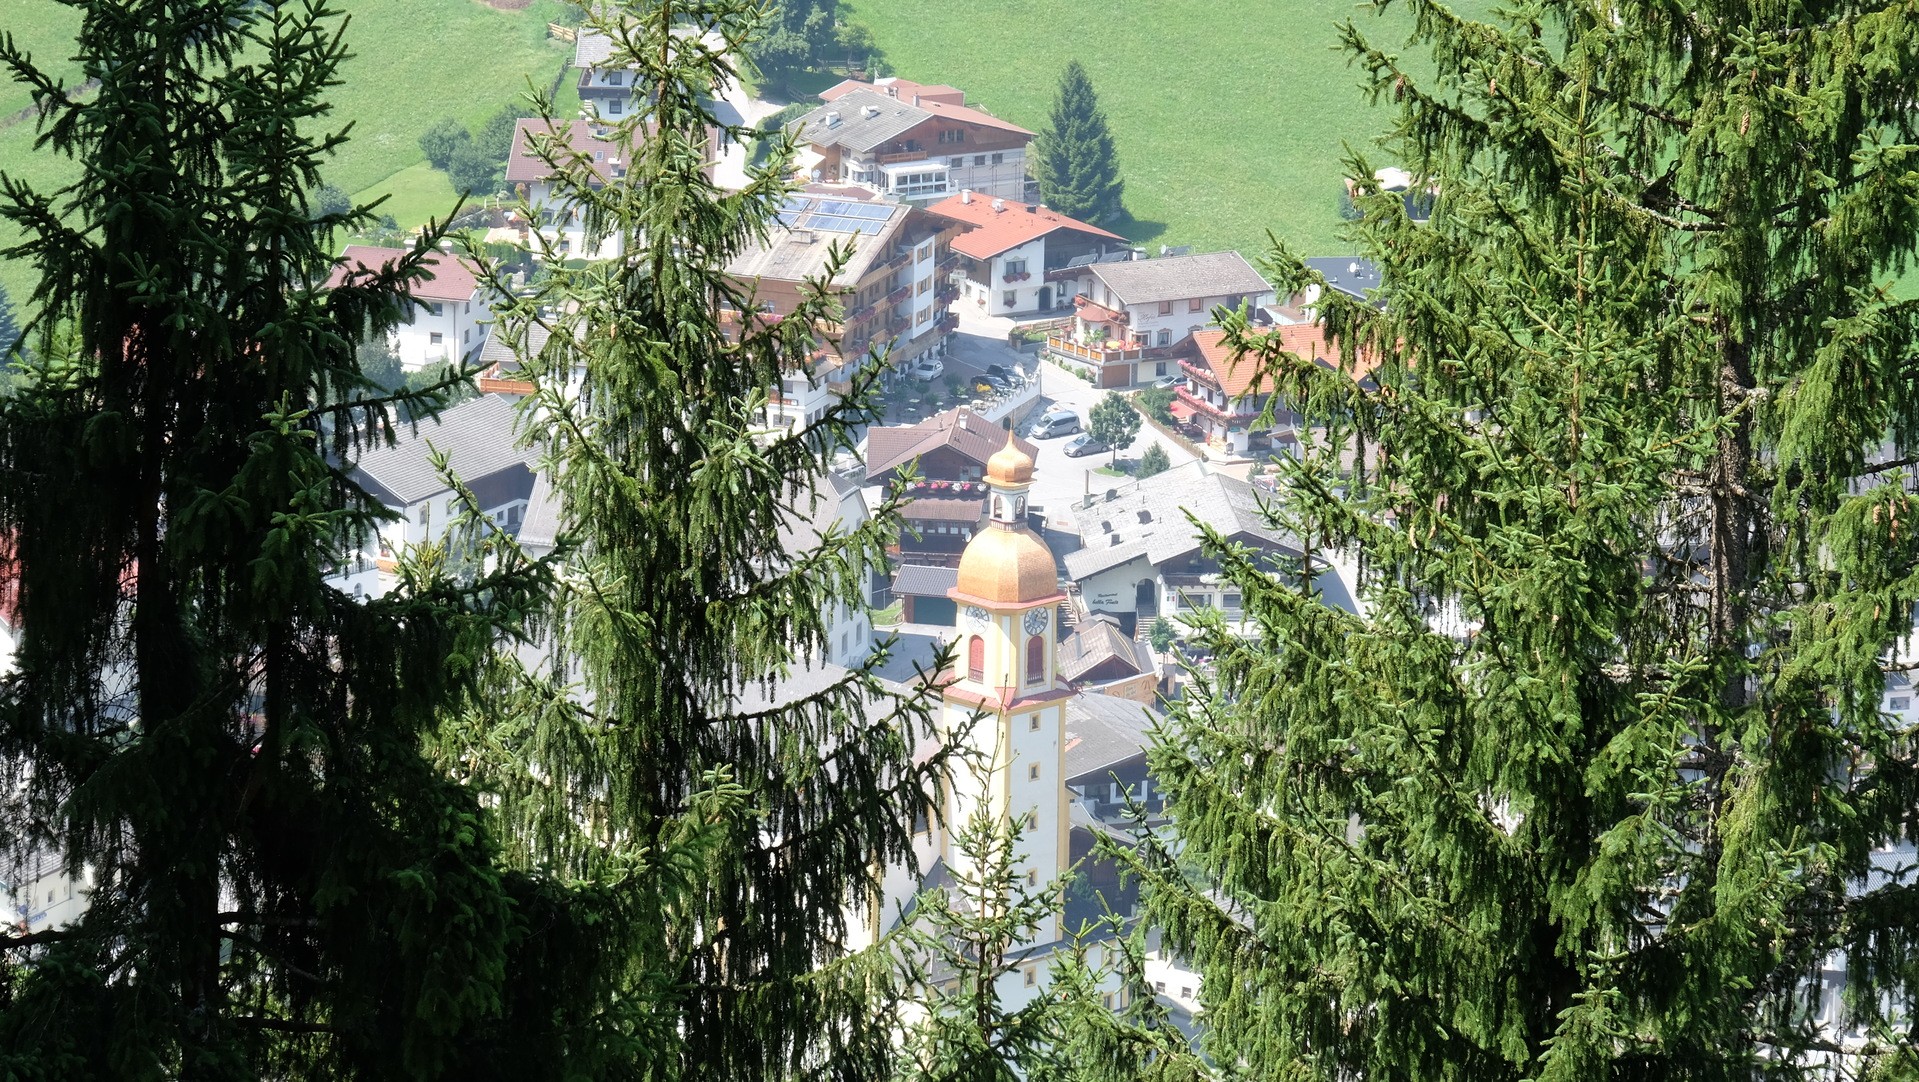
[[0, 0, 579, 311], [843, 0, 1452, 259]]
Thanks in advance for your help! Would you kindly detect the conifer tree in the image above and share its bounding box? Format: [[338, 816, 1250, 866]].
[[1133, 0, 1919, 1077], [454, 1, 947, 1075], [1034, 62, 1124, 228], [0, 1, 563, 1075]]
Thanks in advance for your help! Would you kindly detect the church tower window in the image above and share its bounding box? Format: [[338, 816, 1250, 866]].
[[967, 635, 985, 681], [1025, 635, 1045, 685]]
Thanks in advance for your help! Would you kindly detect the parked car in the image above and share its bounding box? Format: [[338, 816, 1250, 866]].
[[1152, 373, 1183, 390], [911, 356, 945, 382], [1063, 433, 1109, 458], [987, 363, 1023, 385], [971, 372, 1013, 396], [1031, 409, 1081, 439]]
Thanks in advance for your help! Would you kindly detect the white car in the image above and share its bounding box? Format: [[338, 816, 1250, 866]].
[[910, 357, 945, 382]]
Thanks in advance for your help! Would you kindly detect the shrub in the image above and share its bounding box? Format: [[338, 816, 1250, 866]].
[[1138, 441, 1171, 478], [1138, 385, 1175, 424], [1148, 615, 1176, 653]]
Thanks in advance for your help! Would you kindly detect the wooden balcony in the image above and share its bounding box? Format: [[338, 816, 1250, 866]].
[[1045, 334, 1146, 365]]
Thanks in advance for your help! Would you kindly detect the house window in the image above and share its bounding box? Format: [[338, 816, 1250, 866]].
[[1180, 986, 1192, 999], [1155, 982, 1167, 993], [463, 328, 471, 343], [1029, 714, 1041, 731], [991, 152, 1003, 164], [608, 70, 624, 86], [1026, 635, 1045, 684], [428, 302, 444, 317], [1024, 967, 1037, 987], [1156, 328, 1170, 346], [1005, 258, 1027, 277], [1026, 868, 1038, 885], [967, 636, 985, 681], [417, 505, 431, 527], [1154, 361, 1168, 376], [918, 278, 931, 295], [974, 154, 986, 166], [948, 156, 963, 168], [1002, 290, 1017, 307], [429, 332, 444, 345], [1223, 592, 1243, 610], [1025, 809, 1038, 829], [1189, 297, 1204, 312], [1028, 762, 1041, 782], [939, 129, 964, 144], [464, 301, 471, 313], [608, 98, 624, 116], [1158, 300, 1173, 315], [1894, 697, 1912, 711]]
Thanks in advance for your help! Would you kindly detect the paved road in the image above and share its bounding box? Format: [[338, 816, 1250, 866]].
[[933, 319, 1200, 520]]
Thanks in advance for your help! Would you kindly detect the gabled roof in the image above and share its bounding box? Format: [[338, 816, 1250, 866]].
[[1063, 462, 1298, 580], [572, 29, 618, 68], [865, 406, 1037, 477], [775, 473, 866, 557], [1302, 256, 1383, 305], [1088, 251, 1273, 307], [797, 89, 1031, 155], [506, 118, 627, 185], [926, 194, 1124, 261], [724, 192, 910, 287], [327, 246, 480, 303], [820, 76, 965, 107], [1058, 614, 1155, 684], [349, 395, 539, 508], [1186, 325, 1380, 398], [1064, 692, 1159, 782], [892, 563, 960, 597]]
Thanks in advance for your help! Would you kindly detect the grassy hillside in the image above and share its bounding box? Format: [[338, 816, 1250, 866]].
[[0, 0, 577, 314], [843, 0, 1435, 261]]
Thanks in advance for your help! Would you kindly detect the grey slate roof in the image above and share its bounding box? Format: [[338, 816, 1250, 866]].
[[519, 471, 562, 551], [572, 30, 618, 68], [797, 90, 934, 153], [1063, 692, 1159, 782], [350, 395, 539, 508], [1088, 250, 1273, 307], [892, 563, 960, 597], [1058, 613, 1154, 683], [1063, 462, 1298, 580], [1303, 256, 1384, 306]]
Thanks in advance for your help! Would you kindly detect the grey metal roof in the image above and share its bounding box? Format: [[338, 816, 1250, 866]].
[[573, 30, 616, 68], [1303, 256, 1384, 306], [349, 395, 540, 508], [519, 471, 561, 550], [1063, 692, 1159, 782], [796, 90, 932, 154], [1063, 462, 1298, 580], [1088, 250, 1273, 306], [476, 320, 552, 376], [892, 563, 959, 597]]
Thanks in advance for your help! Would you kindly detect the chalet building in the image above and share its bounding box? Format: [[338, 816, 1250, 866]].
[[925, 192, 1127, 317], [1046, 251, 1275, 388], [1170, 325, 1379, 458], [724, 190, 955, 429], [506, 118, 630, 261], [327, 245, 491, 371], [1057, 613, 1160, 703], [797, 79, 1034, 205], [866, 406, 1039, 565]]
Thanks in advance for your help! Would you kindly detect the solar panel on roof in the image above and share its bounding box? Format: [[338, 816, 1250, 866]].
[[815, 199, 891, 220]]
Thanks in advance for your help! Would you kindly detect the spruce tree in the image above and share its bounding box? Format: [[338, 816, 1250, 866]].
[[454, 0, 947, 1075], [1034, 62, 1123, 228], [1131, 0, 1919, 1077], [0, 1, 567, 1075]]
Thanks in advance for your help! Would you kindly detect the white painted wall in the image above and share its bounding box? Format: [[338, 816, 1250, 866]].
[[526, 179, 625, 261], [389, 294, 489, 372]]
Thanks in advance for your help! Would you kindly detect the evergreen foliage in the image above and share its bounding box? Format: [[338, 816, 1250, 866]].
[[0, 281, 21, 361], [0, 1, 555, 1074], [1135, 0, 1919, 1076], [452, 1, 948, 1075], [1136, 442, 1170, 478], [1088, 391, 1139, 467], [1034, 62, 1123, 228]]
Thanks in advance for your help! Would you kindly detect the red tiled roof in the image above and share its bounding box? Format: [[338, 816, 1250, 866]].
[[326, 245, 480, 303], [929, 195, 1124, 261], [1187, 324, 1379, 398], [821, 76, 966, 107], [920, 98, 1034, 137], [505, 118, 626, 185], [1073, 294, 1127, 325]]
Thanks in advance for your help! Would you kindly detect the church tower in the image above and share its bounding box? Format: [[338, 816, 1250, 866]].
[[942, 432, 1072, 944]]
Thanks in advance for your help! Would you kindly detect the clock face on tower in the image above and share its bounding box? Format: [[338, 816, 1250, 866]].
[[1023, 609, 1049, 636], [963, 605, 990, 626]]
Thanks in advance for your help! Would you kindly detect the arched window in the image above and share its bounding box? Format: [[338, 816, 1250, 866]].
[[968, 636, 986, 682], [1026, 635, 1045, 685]]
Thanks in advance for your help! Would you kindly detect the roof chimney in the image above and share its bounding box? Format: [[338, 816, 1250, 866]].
[[825, 110, 842, 128], [1025, 203, 1036, 214], [912, 94, 921, 106], [862, 104, 880, 119], [991, 198, 1005, 212], [961, 189, 972, 204]]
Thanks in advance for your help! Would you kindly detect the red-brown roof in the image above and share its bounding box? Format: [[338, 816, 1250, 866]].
[[866, 406, 1039, 478], [505, 118, 626, 185], [327, 245, 480, 303], [929, 195, 1124, 261], [920, 99, 1034, 137], [820, 76, 966, 107], [1073, 294, 1127, 326], [1186, 324, 1379, 397]]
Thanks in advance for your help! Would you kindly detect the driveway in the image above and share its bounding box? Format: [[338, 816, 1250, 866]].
[[711, 70, 784, 191]]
